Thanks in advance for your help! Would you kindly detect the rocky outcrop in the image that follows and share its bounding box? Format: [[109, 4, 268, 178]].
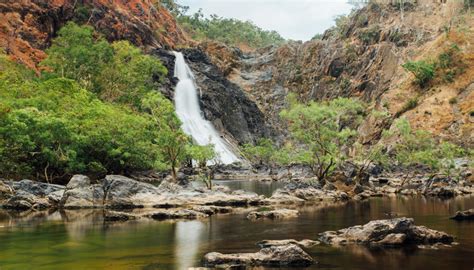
[[1, 180, 65, 210], [0, 0, 188, 70], [319, 218, 454, 247], [203, 244, 314, 267], [450, 209, 474, 221], [247, 208, 299, 220], [266, 183, 349, 204]]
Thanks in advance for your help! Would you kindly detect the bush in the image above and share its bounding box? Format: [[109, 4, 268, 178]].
[[0, 75, 161, 181], [402, 61, 435, 88]]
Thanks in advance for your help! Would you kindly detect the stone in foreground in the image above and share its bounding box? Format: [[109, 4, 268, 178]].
[[203, 244, 314, 267], [319, 217, 453, 247], [450, 209, 474, 221]]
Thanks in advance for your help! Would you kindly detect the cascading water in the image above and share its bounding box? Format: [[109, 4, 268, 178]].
[[173, 51, 240, 165]]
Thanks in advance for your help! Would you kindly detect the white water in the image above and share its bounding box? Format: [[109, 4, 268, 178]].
[[173, 51, 240, 165]]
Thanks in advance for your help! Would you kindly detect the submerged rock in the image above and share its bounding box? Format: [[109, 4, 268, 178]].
[[450, 209, 474, 221], [104, 211, 138, 222], [147, 209, 209, 220], [247, 208, 299, 220], [319, 217, 453, 247], [203, 244, 314, 267], [257, 239, 320, 248]]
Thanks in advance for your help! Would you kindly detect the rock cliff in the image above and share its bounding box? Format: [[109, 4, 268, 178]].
[[204, 3, 473, 146]]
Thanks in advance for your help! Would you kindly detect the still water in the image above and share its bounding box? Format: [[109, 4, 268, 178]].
[[0, 181, 473, 270]]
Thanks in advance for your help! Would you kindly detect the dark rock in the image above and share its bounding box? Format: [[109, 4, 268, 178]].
[[203, 244, 314, 267], [2, 180, 65, 211], [104, 211, 137, 222], [450, 209, 474, 221], [353, 184, 364, 194]]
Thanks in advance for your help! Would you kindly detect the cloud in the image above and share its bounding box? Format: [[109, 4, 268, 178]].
[[177, 0, 355, 41]]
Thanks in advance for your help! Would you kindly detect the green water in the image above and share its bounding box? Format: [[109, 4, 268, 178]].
[[0, 184, 473, 270]]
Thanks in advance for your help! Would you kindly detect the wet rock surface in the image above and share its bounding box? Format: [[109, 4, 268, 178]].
[[319, 217, 454, 247], [247, 208, 299, 220], [257, 239, 320, 248], [203, 244, 314, 267], [450, 209, 474, 221]]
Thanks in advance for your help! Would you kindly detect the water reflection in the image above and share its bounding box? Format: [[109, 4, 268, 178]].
[[174, 221, 206, 269], [0, 195, 473, 269]]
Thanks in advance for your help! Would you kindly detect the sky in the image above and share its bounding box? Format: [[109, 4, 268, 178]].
[[177, 0, 356, 41]]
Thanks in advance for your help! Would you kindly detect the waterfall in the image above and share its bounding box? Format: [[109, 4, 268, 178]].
[[172, 51, 240, 165]]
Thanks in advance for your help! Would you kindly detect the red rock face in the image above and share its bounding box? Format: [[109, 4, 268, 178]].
[[0, 0, 188, 70]]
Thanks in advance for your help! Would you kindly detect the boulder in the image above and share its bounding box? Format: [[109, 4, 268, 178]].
[[247, 209, 299, 220], [257, 239, 319, 248], [319, 218, 453, 247], [203, 244, 314, 267], [60, 185, 104, 209], [102, 175, 162, 209], [0, 181, 13, 200], [450, 209, 474, 221], [66, 175, 91, 189], [2, 180, 65, 210]]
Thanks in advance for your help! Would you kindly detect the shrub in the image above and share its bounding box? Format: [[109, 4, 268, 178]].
[[402, 61, 435, 88]]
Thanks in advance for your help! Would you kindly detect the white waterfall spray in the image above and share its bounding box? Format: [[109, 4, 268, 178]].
[[173, 51, 240, 165]]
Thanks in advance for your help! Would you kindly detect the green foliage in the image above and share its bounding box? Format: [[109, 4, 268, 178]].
[[186, 144, 216, 168], [42, 22, 167, 109], [0, 23, 181, 182], [0, 67, 161, 181], [41, 22, 113, 92], [176, 9, 285, 48], [280, 96, 365, 183], [311, 34, 323, 40], [333, 14, 350, 38], [98, 41, 167, 108], [402, 61, 435, 88], [241, 138, 275, 166], [385, 118, 465, 178], [358, 25, 380, 45], [142, 92, 189, 181], [402, 44, 465, 87]]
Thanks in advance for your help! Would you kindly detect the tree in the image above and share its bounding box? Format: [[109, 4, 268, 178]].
[[383, 118, 465, 184], [41, 22, 113, 92], [186, 144, 217, 189], [280, 95, 364, 185], [98, 41, 167, 108], [272, 143, 296, 180], [142, 92, 189, 182], [242, 138, 276, 167]]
